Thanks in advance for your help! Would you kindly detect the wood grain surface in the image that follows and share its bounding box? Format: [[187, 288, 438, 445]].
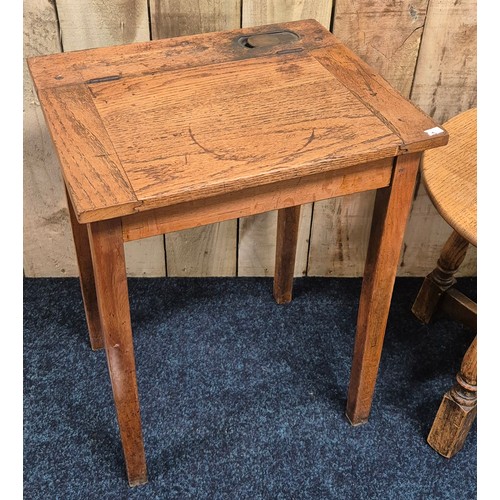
[[89, 53, 402, 211], [421, 108, 476, 246], [38, 85, 139, 221], [427, 334, 477, 458], [401, 0, 477, 276], [23, 0, 78, 277], [273, 206, 302, 303], [24, 6, 476, 278], [412, 230, 470, 324], [30, 15, 447, 226], [25, 0, 165, 277], [27, 21, 335, 90], [238, 0, 333, 277], [309, 0, 433, 276], [121, 159, 393, 241], [56, 0, 166, 277], [67, 189, 104, 350], [346, 153, 421, 425], [55, 0, 150, 51], [150, 0, 240, 276], [88, 218, 147, 485], [151, 0, 240, 38]]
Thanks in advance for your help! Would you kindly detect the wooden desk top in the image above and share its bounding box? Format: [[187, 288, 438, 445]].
[[28, 19, 447, 223]]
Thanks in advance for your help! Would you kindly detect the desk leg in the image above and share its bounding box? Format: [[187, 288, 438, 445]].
[[66, 190, 104, 350], [88, 219, 147, 486], [274, 205, 301, 304], [346, 153, 420, 425]]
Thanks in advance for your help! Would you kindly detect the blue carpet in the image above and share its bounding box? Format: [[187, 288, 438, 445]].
[[24, 277, 476, 498]]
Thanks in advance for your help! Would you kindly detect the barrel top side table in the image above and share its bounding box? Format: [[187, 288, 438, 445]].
[[28, 19, 448, 486]]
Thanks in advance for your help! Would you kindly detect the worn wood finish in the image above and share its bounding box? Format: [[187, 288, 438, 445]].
[[91, 55, 403, 212], [163, 223, 234, 276], [23, 0, 79, 277], [151, 0, 240, 39], [237, 204, 313, 277], [24, 3, 477, 279], [421, 109, 477, 246], [410, 0, 477, 125], [27, 21, 336, 91], [121, 159, 393, 241], [440, 288, 477, 332], [238, 0, 333, 277], [37, 85, 139, 221], [412, 230, 469, 323], [243, 1, 333, 28], [333, 1, 429, 98], [273, 206, 301, 304], [88, 218, 147, 486], [346, 153, 421, 425], [427, 336, 477, 458], [55, 0, 150, 51], [410, 105, 477, 457], [47, 0, 166, 277], [29, 20, 449, 484], [30, 42, 429, 223], [401, 0, 477, 276], [308, 1, 435, 276], [308, 191, 376, 277], [66, 190, 104, 350], [150, 0, 240, 277]]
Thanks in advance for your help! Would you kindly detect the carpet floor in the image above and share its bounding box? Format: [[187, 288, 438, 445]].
[[24, 277, 477, 499]]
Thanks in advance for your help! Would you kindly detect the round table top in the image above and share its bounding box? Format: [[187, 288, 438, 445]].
[[421, 108, 477, 247]]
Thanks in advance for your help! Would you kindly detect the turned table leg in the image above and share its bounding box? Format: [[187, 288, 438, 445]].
[[346, 153, 421, 425], [273, 205, 301, 304], [66, 190, 104, 350], [412, 230, 469, 323], [88, 218, 147, 486], [427, 336, 477, 457]]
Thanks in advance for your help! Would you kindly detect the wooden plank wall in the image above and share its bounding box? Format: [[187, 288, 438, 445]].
[[23, 0, 477, 278]]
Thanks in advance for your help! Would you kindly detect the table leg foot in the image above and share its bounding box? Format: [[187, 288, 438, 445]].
[[273, 205, 301, 304], [89, 218, 147, 485], [346, 153, 421, 425]]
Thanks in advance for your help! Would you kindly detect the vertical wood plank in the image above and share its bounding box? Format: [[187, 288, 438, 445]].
[[23, 0, 79, 277], [238, 0, 333, 277], [308, 0, 430, 277], [150, 0, 241, 276], [242, 1, 333, 27], [150, 0, 241, 38], [401, 0, 477, 276], [307, 192, 376, 277], [164, 224, 236, 277], [55, 0, 166, 277], [238, 204, 312, 277], [55, 0, 150, 50]]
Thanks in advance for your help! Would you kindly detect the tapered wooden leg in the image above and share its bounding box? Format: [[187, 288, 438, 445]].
[[346, 153, 421, 425], [412, 230, 469, 323], [427, 336, 477, 457], [273, 205, 301, 304], [88, 218, 147, 486], [66, 190, 104, 350]]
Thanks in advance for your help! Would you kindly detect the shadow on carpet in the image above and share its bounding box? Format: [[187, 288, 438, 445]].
[[24, 277, 476, 499]]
